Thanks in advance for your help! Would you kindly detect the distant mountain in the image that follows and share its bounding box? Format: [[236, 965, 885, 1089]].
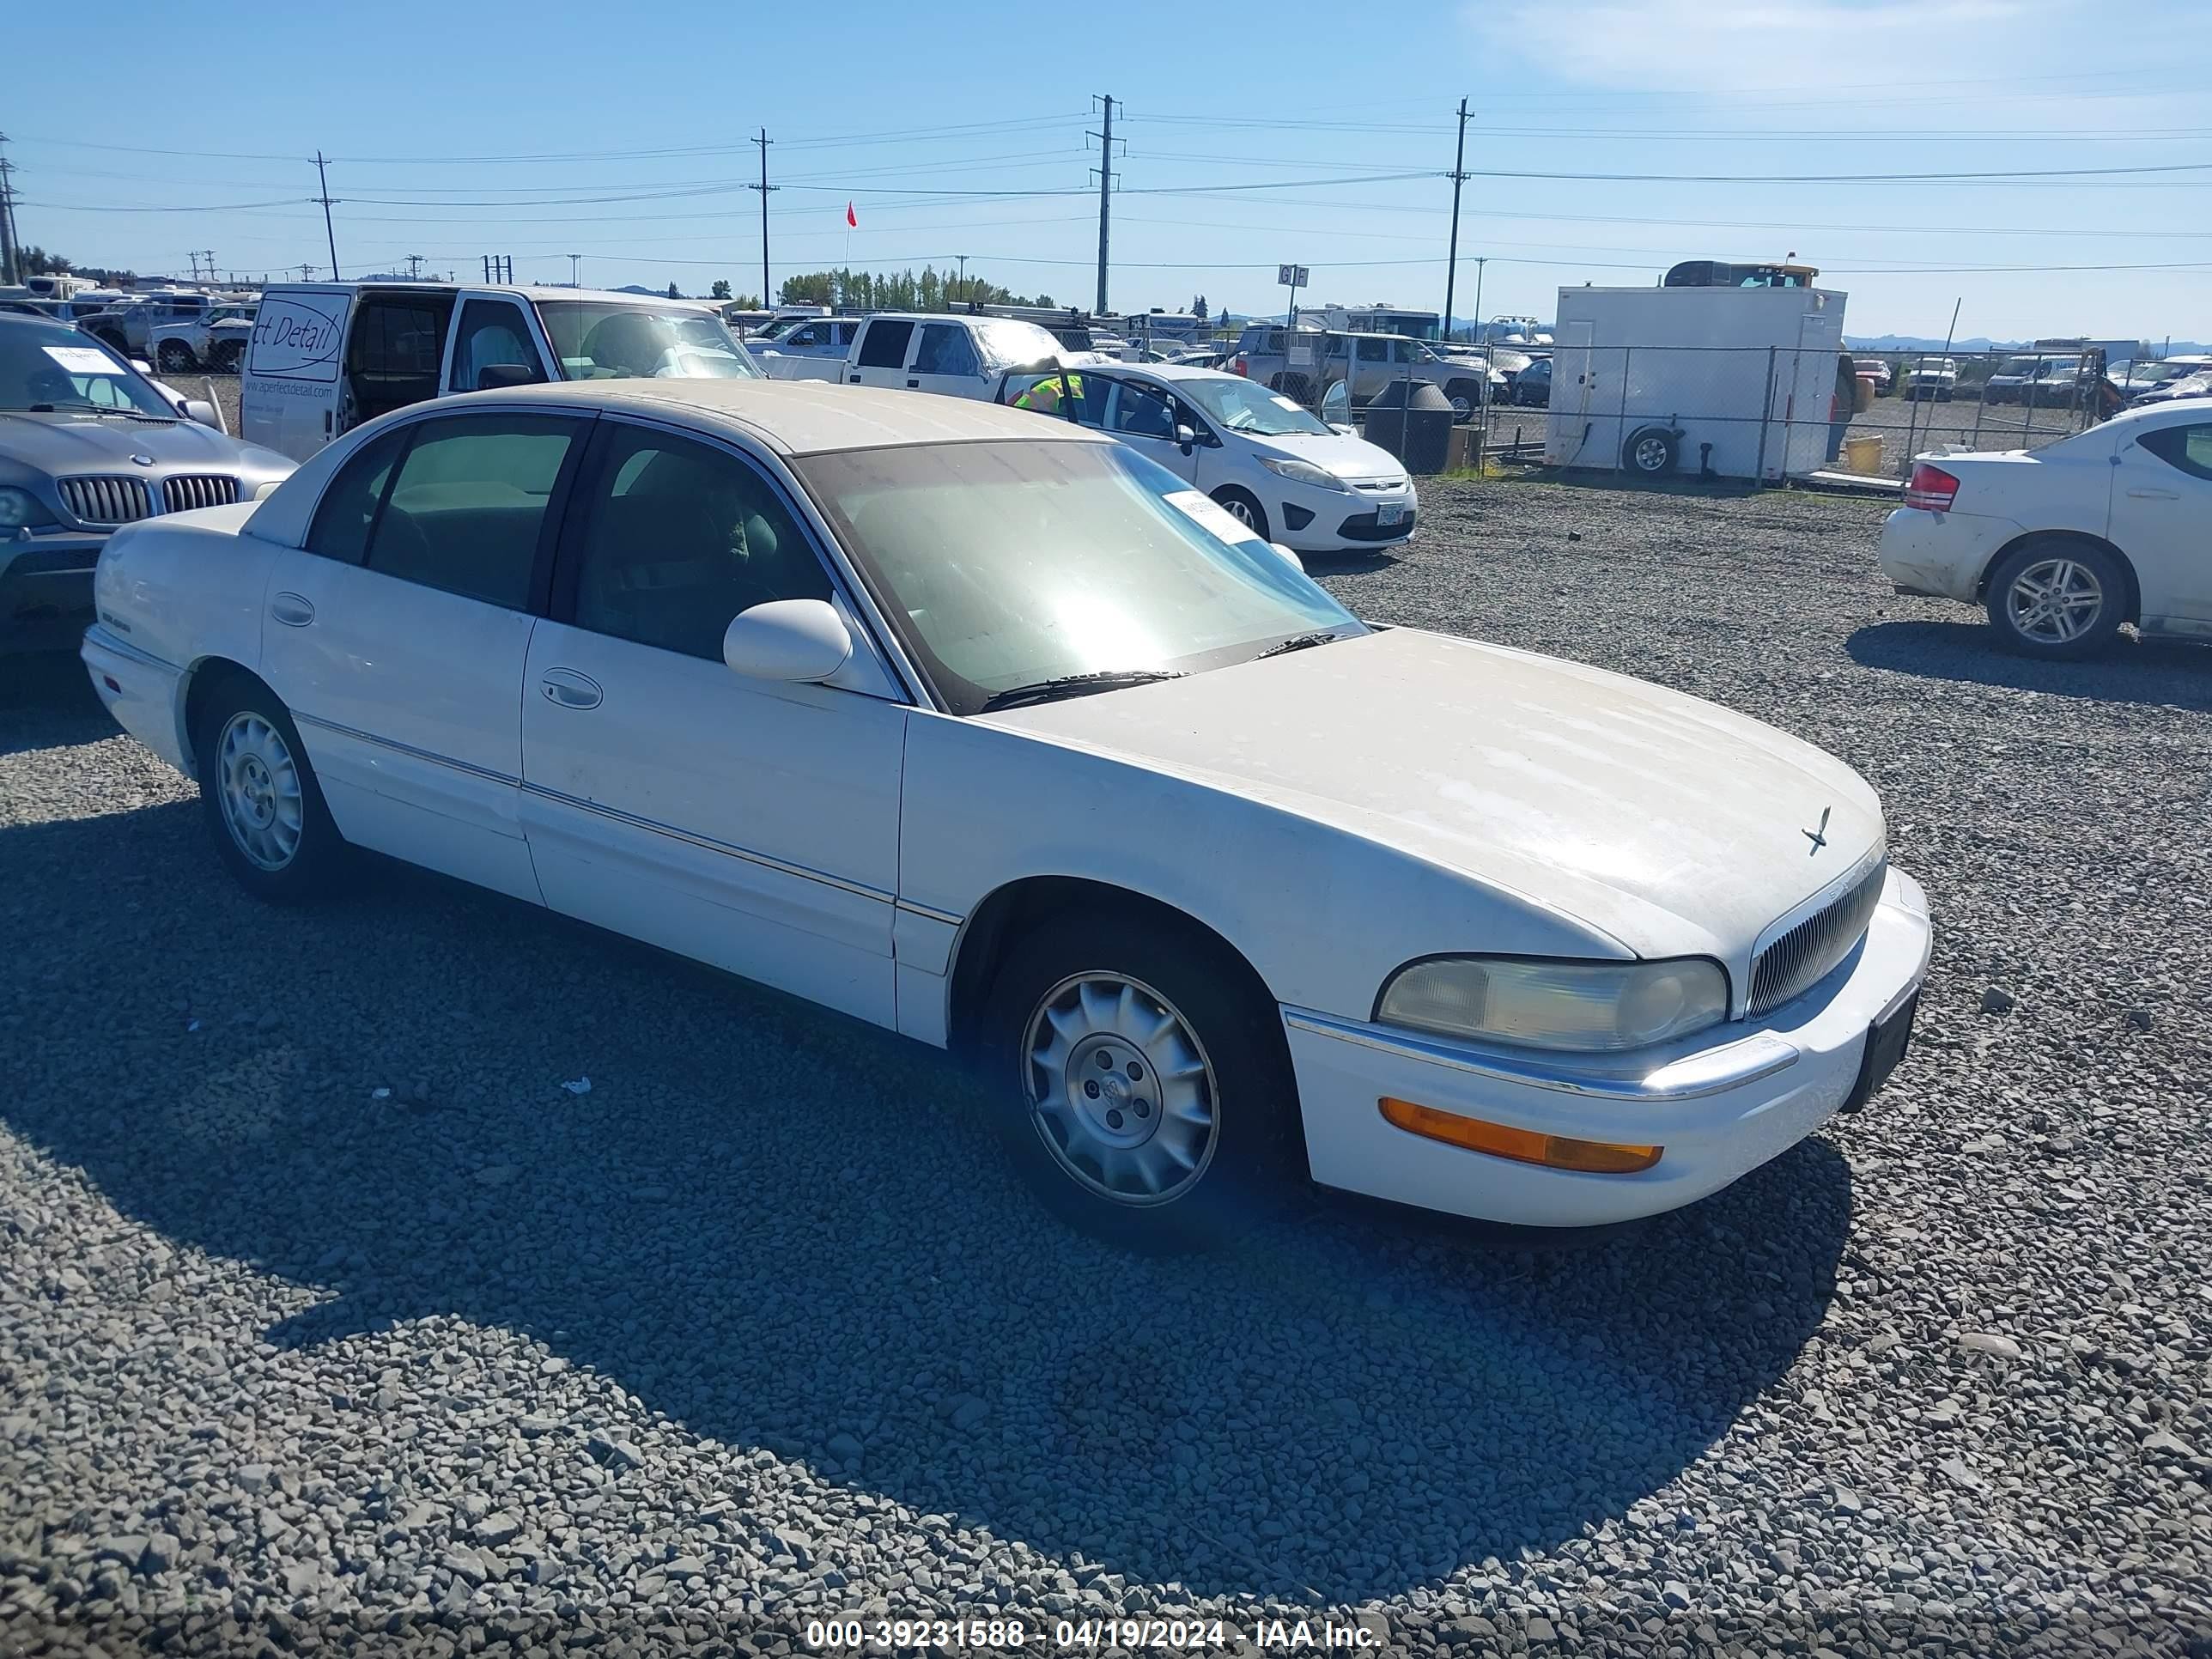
[[1847, 333, 2207, 357]]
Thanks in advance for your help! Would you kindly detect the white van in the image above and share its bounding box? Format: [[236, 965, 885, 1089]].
[[240, 283, 761, 461]]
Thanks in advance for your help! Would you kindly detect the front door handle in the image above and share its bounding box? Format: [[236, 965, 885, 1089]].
[[539, 669, 603, 710], [2126, 487, 2179, 500], [906, 378, 921, 388], [269, 592, 315, 627]]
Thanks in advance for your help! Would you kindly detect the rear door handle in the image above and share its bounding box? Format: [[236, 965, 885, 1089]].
[[269, 592, 314, 627], [539, 669, 603, 710], [2126, 487, 2179, 500], [848, 374, 861, 383], [906, 379, 920, 388]]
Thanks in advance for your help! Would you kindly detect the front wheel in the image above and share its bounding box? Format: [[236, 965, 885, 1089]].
[[194, 678, 350, 902], [1210, 487, 1270, 544], [1443, 380, 1480, 424], [1984, 539, 2126, 659], [1623, 425, 1678, 477], [977, 910, 1299, 1251], [156, 339, 197, 373]]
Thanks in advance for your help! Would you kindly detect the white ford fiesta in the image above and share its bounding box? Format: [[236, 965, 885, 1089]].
[[82, 380, 1930, 1248]]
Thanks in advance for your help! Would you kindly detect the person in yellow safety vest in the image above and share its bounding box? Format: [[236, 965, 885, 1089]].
[[1011, 370, 1084, 418]]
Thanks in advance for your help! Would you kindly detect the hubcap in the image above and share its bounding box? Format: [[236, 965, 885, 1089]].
[[2007, 556, 2103, 644], [1450, 394, 1472, 417], [1022, 972, 1219, 1207], [216, 711, 305, 871], [1633, 436, 1670, 471], [1219, 495, 1257, 528]]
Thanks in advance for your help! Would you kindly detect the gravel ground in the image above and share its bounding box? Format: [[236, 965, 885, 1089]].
[[3, 478, 2209, 1657]]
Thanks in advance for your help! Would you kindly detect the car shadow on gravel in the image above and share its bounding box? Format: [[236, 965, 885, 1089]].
[[0, 647, 116, 757], [0, 799, 1853, 1607], [1847, 621, 2212, 711]]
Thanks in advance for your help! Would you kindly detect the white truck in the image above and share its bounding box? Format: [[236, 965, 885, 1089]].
[[151, 304, 256, 373], [765, 312, 1072, 398], [240, 282, 759, 461], [1544, 282, 1847, 482]]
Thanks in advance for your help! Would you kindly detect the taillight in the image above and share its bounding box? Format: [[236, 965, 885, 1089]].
[[1231, 356, 1247, 378], [1904, 464, 1959, 513]]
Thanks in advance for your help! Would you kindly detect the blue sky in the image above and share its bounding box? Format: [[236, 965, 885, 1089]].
[[9, 0, 2209, 343]]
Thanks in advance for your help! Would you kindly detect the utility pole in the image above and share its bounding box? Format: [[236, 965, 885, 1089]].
[[749, 130, 775, 306], [294, 264, 315, 282], [0, 134, 21, 289], [956, 252, 969, 301], [314, 150, 340, 280], [404, 253, 425, 279], [568, 252, 581, 288], [1442, 97, 1470, 343], [1089, 96, 1116, 316]]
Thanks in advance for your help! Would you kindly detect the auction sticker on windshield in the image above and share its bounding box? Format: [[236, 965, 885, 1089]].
[[43, 347, 122, 376], [1165, 489, 1266, 545]]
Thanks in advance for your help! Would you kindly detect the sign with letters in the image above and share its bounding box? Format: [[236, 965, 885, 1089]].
[[247, 293, 351, 382]]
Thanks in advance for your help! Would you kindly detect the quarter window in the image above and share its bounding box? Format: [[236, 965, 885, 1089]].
[[365, 414, 580, 610], [307, 426, 410, 565], [564, 425, 832, 660], [857, 320, 914, 369], [2138, 422, 2212, 483]]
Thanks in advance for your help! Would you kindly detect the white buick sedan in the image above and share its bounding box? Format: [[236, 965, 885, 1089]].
[[82, 380, 1930, 1249]]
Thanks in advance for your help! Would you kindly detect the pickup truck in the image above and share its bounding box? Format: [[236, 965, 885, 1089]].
[[770, 313, 1075, 399], [1226, 325, 1480, 422], [753, 316, 862, 380], [151, 305, 256, 374], [80, 293, 215, 357]]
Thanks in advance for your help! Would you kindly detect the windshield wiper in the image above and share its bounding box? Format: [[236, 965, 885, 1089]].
[[1254, 629, 1344, 659], [977, 669, 1185, 713]]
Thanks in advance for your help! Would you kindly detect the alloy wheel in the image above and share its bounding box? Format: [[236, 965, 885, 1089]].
[[1022, 972, 1219, 1207], [2006, 556, 2104, 645], [216, 711, 305, 871]]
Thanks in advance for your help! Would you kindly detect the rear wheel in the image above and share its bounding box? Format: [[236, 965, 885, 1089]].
[[193, 677, 349, 902], [156, 339, 197, 373], [976, 910, 1299, 1251], [1443, 380, 1480, 424], [1984, 538, 2126, 659], [1623, 425, 1678, 477], [1211, 487, 1269, 543], [210, 339, 243, 373]]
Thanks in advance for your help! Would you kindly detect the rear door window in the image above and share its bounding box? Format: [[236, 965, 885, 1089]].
[[913, 324, 981, 377], [365, 414, 582, 610], [857, 320, 914, 369]]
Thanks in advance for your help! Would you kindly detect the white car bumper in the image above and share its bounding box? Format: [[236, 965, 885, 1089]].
[[1282, 867, 1932, 1228], [1877, 507, 2024, 605], [1273, 478, 1418, 554], [82, 624, 191, 773]]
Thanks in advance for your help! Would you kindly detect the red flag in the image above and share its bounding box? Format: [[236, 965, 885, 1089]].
[[845, 202, 858, 228]]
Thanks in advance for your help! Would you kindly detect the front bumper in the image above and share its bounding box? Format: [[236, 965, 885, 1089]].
[[1282, 867, 1933, 1228], [2, 532, 106, 647], [1274, 482, 1418, 553], [1876, 507, 2021, 605], [81, 623, 191, 771]]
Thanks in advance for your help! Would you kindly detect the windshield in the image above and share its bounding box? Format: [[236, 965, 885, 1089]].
[[535, 301, 761, 381], [796, 440, 1360, 715], [971, 318, 1066, 373], [2131, 360, 2201, 386], [0, 325, 173, 416], [1176, 374, 1331, 437]]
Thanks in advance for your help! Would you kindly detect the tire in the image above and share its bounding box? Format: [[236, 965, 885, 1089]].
[[975, 908, 1299, 1251], [1210, 487, 1269, 543], [192, 675, 350, 902], [156, 339, 197, 373], [1984, 538, 2127, 659], [1443, 380, 1480, 424], [1622, 425, 1679, 477], [210, 339, 243, 374]]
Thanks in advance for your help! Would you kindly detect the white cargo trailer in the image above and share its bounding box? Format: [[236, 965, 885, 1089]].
[[1544, 283, 1848, 482]]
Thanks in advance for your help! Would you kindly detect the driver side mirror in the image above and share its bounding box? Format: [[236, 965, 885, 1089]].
[[477, 362, 542, 392], [181, 398, 225, 432], [1175, 422, 1198, 456], [724, 599, 853, 684]]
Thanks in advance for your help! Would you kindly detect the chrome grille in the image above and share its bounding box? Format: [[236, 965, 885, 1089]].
[[1749, 858, 1887, 1015], [161, 474, 240, 514], [58, 476, 154, 525]]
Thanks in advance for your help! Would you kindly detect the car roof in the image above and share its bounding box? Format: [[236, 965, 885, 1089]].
[[484, 378, 1111, 456], [1115, 363, 1245, 386], [0, 311, 95, 338]]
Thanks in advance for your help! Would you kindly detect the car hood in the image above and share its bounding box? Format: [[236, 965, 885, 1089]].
[[982, 627, 1884, 963], [0, 410, 285, 472], [1243, 428, 1407, 481]]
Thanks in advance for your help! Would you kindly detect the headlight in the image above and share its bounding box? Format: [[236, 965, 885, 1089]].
[[252, 479, 284, 501], [1376, 956, 1729, 1053], [0, 487, 56, 531], [1259, 455, 1346, 491]]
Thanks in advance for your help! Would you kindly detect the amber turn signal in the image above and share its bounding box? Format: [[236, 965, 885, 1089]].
[[1377, 1097, 1662, 1174]]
